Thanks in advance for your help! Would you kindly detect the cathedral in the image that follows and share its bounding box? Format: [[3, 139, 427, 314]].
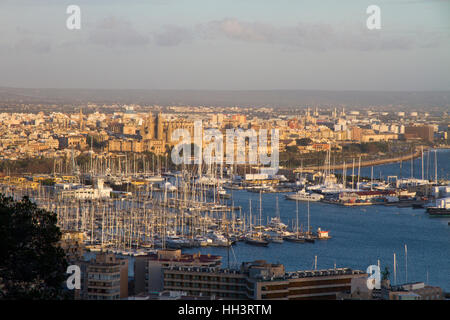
[[109, 112, 197, 155], [141, 112, 195, 147]]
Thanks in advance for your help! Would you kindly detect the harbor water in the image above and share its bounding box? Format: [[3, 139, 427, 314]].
[[183, 149, 450, 291], [345, 148, 450, 181], [91, 149, 450, 292]]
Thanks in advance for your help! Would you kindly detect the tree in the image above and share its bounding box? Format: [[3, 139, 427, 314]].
[[381, 266, 390, 281], [41, 178, 55, 187], [0, 195, 68, 299], [296, 138, 312, 146], [86, 135, 107, 151], [285, 145, 298, 153]]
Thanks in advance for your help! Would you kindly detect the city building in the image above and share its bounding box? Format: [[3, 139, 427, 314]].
[[134, 249, 222, 294], [404, 125, 434, 142], [79, 253, 129, 300], [382, 282, 444, 300], [56, 179, 112, 199], [161, 260, 367, 300], [59, 231, 86, 263]]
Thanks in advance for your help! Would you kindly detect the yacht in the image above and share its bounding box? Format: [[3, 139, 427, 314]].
[[244, 233, 269, 246], [285, 189, 324, 202], [283, 234, 305, 243], [426, 197, 450, 216], [270, 234, 284, 243], [268, 217, 288, 230], [207, 186, 230, 199]]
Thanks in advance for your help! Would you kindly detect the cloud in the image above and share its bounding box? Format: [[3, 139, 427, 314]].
[[207, 19, 273, 42], [385, 0, 450, 4], [153, 25, 193, 47], [2, 0, 173, 5], [0, 37, 52, 55], [5, 15, 446, 53], [0, 26, 53, 55], [195, 18, 446, 51], [13, 38, 52, 53], [88, 16, 150, 48]]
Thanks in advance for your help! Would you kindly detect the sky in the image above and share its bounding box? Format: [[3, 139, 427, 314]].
[[0, 0, 449, 91]]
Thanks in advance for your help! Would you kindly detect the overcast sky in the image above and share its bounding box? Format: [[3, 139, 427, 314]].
[[0, 0, 449, 91]]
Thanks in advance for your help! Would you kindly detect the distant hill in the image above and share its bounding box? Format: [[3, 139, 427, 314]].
[[0, 87, 449, 108]]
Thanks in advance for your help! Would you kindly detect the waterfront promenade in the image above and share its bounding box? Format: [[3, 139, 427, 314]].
[[302, 146, 431, 172]]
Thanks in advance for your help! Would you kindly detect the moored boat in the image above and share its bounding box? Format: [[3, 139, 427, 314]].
[[283, 235, 305, 243], [244, 236, 269, 246], [285, 189, 324, 202], [426, 198, 450, 217]]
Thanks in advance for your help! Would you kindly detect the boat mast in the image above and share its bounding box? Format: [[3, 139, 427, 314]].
[[434, 149, 438, 184], [421, 146, 424, 181], [259, 190, 263, 240], [249, 198, 252, 233], [307, 200, 310, 234], [371, 166, 373, 191], [276, 196, 279, 220], [259, 190, 262, 228], [405, 244, 408, 283], [352, 158, 355, 191], [295, 199, 299, 237], [357, 156, 361, 191], [394, 252, 397, 285]]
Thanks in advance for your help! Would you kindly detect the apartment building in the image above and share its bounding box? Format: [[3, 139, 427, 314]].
[[163, 266, 247, 299], [382, 282, 444, 300], [59, 231, 86, 263], [404, 125, 434, 142], [134, 249, 222, 294], [162, 260, 367, 300], [58, 135, 87, 150], [79, 253, 128, 300]]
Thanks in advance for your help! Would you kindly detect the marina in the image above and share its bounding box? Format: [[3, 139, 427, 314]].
[[1, 149, 449, 292]]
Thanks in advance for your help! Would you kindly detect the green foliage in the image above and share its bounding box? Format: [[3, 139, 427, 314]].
[[343, 142, 389, 154], [41, 178, 55, 186], [75, 153, 90, 168], [86, 135, 107, 150], [0, 195, 68, 299], [280, 150, 327, 168], [296, 138, 312, 146], [0, 157, 54, 174], [285, 145, 298, 153], [381, 266, 390, 281]]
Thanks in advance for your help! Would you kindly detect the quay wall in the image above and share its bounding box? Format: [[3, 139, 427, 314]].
[[302, 147, 430, 172]]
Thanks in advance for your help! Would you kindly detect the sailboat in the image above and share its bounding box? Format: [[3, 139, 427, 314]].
[[244, 191, 269, 246], [306, 146, 352, 195], [304, 201, 315, 243], [244, 233, 269, 246], [269, 197, 284, 243], [284, 200, 305, 243]]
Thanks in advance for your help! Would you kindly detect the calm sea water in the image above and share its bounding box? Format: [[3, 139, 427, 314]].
[[106, 150, 449, 291], [344, 148, 450, 181], [182, 149, 450, 291]]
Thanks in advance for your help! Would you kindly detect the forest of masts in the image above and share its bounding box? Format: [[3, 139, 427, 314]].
[[0, 155, 285, 250]]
